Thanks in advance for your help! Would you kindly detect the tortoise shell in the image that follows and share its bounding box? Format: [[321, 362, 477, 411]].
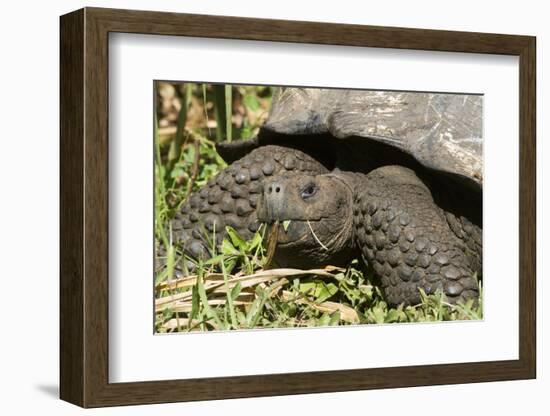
[[262, 87, 483, 185]]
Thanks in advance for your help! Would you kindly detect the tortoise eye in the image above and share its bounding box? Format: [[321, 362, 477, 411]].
[[301, 184, 317, 200]]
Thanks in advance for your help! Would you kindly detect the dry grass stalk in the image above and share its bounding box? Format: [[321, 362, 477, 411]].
[[155, 267, 342, 307]]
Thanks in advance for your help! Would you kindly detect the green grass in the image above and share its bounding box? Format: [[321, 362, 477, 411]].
[[154, 82, 483, 333]]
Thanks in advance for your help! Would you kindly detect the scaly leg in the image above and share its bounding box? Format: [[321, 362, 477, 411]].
[[353, 165, 481, 306]]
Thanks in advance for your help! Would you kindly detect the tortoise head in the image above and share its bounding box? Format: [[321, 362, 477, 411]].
[[257, 172, 357, 268]]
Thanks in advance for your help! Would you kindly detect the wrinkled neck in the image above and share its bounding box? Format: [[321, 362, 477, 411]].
[[324, 171, 367, 249], [322, 171, 361, 251]]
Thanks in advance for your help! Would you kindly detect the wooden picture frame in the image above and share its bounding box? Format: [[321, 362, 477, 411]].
[[60, 7, 536, 408]]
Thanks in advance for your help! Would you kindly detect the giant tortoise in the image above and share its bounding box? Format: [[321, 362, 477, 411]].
[[166, 87, 483, 306]]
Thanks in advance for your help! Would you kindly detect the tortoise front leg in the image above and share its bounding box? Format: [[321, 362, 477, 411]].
[[164, 145, 328, 273], [353, 165, 481, 306]]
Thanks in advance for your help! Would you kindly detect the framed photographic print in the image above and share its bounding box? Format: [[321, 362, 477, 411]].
[[60, 7, 536, 408]]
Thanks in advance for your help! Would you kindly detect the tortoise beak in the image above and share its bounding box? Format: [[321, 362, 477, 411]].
[[257, 179, 288, 223]]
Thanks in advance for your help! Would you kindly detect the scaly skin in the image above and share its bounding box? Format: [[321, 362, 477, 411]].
[[164, 145, 328, 272], [353, 165, 481, 305]]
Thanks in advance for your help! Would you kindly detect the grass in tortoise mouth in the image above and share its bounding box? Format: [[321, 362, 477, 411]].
[[264, 219, 329, 251]]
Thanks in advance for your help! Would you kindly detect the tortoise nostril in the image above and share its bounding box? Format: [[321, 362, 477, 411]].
[[264, 181, 284, 198]]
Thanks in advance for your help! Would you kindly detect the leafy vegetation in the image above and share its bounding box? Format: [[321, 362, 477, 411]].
[[154, 82, 483, 333]]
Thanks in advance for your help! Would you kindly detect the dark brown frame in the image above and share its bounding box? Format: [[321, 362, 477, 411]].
[[60, 7, 536, 408]]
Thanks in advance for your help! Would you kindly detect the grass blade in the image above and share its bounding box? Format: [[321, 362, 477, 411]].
[[202, 84, 212, 138], [212, 84, 226, 141], [221, 261, 238, 329], [172, 83, 191, 164], [225, 84, 233, 142], [196, 272, 225, 330]]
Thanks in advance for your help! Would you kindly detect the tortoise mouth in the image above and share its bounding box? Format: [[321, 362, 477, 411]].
[[262, 218, 357, 269], [277, 224, 310, 247], [263, 219, 324, 248]]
